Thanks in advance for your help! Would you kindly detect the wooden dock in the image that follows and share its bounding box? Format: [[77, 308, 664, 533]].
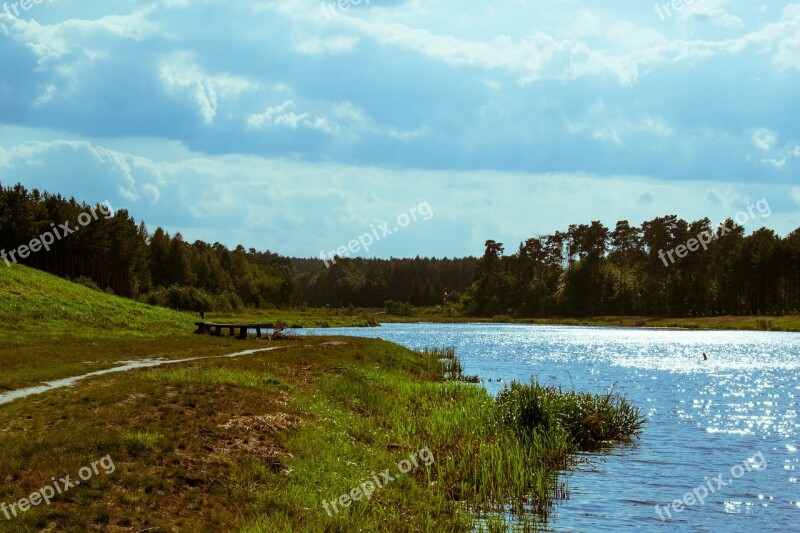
[[194, 322, 276, 339]]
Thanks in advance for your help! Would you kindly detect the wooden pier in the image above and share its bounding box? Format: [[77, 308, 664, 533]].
[[194, 322, 276, 339]]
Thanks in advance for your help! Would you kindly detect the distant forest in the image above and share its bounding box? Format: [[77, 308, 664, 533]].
[[0, 183, 476, 311], [2, 183, 798, 317], [465, 219, 800, 318]]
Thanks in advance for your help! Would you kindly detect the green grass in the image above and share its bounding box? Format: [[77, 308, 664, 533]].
[[496, 381, 646, 451], [0, 265, 360, 389], [379, 308, 800, 332], [140, 366, 288, 389], [0, 264, 195, 341], [0, 265, 647, 530], [0, 334, 645, 531], [208, 308, 379, 328]]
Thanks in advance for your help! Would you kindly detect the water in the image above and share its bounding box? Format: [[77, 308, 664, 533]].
[[297, 323, 799, 532]]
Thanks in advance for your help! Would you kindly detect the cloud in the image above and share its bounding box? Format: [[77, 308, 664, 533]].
[[246, 100, 341, 133], [752, 128, 778, 151], [0, 0, 799, 253], [677, 0, 745, 28], [0, 140, 158, 202], [159, 52, 258, 124], [3, 135, 798, 258]]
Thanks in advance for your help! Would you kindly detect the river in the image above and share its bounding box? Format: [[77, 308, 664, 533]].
[[297, 323, 799, 532]]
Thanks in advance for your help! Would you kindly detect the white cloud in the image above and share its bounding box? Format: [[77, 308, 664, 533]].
[[322, 3, 800, 85], [752, 128, 778, 151], [761, 157, 786, 169], [3, 133, 799, 258], [677, 0, 745, 29], [1, 140, 155, 202], [0, 7, 159, 64], [247, 100, 341, 134], [566, 102, 673, 145], [160, 52, 258, 124]]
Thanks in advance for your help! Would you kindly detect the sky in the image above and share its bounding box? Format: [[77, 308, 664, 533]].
[[0, 0, 799, 259]]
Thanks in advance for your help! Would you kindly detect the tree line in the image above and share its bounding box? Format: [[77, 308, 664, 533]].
[[0, 183, 477, 311], [293, 256, 478, 308], [0, 183, 293, 310], [4, 182, 797, 317], [463, 216, 800, 318]]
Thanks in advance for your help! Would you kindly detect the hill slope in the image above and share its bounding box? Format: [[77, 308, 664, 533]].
[[0, 264, 194, 340], [0, 265, 239, 389]]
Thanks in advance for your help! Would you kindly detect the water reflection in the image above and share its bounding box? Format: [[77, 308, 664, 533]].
[[299, 323, 799, 532]]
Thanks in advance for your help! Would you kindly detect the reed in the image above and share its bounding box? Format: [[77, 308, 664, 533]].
[[418, 346, 481, 382], [496, 380, 646, 450]]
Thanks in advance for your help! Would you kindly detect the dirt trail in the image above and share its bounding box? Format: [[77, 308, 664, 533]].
[[0, 347, 285, 406]]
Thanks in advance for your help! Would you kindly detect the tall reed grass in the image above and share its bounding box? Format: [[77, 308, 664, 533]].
[[243, 343, 645, 530], [402, 347, 645, 527], [495, 380, 647, 450]]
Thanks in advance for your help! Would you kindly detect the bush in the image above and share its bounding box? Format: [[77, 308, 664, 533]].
[[755, 319, 776, 331], [142, 286, 244, 312], [495, 380, 646, 450], [384, 300, 414, 316], [73, 276, 102, 292]]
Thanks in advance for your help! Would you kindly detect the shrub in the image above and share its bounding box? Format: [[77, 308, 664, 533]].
[[495, 381, 646, 450], [142, 286, 213, 312], [384, 300, 414, 316], [73, 276, 102, 292]]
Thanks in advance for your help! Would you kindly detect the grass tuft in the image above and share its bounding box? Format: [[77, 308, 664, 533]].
[[496, 380, 646, 450]]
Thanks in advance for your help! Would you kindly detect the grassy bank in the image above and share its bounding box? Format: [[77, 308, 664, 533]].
[[0, 265, 646, 531], [207, 308, 378, 328], [0, 338, 644, 531], [512, 314, 800, 331], [376, 308, 800, 332], [0, 266, 271, 389], [210, 304, 800, 332]]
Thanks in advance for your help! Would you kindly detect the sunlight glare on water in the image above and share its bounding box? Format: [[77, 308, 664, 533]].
[[299, 323, 800, 532]]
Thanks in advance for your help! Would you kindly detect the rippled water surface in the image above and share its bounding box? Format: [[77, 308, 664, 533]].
[[299, 323, 799, 532]]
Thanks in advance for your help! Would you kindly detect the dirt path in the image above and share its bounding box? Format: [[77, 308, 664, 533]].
[[0, 347, 285, 406]]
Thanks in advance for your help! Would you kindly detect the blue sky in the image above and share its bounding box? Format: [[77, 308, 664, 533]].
[[0, 0, 798, 259]]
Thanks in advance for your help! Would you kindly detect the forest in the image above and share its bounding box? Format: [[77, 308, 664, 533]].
[[0, 183, 476, 311], [463, 218, 800, 318], [2, 182, 798, 318]]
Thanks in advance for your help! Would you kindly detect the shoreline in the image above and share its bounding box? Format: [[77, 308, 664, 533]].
[[0, 335, 644, 530], [377, 315, 800, 332], [209, 308, 800, 332]]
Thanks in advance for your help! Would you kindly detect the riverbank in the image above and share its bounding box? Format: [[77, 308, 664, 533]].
[[0, 336, 643, 531], [0, 265, 645, 530], [213, 305, 800, 332]]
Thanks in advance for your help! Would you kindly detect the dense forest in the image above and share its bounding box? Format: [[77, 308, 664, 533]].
[[464, 218, 800, 318], [292, 257, 478, 308], [0, 183, 475, 311], [3, 183, 798, 317]]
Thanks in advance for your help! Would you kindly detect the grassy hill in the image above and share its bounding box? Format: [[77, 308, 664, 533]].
[[0, 265, 246, 389], [0, 265, 195, 341], [0, 264, 646, 531]]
